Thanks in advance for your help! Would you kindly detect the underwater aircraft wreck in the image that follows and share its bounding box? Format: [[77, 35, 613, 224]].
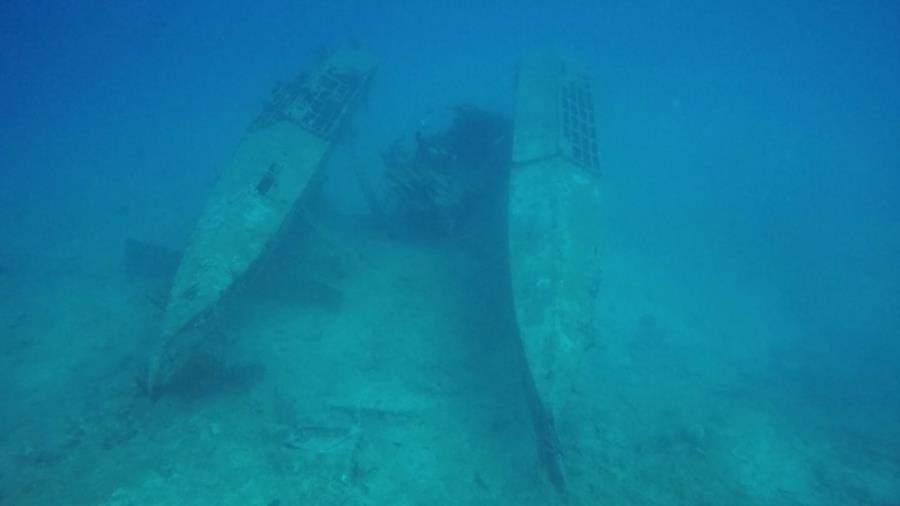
[[507, 54, 602, 490], [145, 50, 376, 398], [137, 47, 599, 495]]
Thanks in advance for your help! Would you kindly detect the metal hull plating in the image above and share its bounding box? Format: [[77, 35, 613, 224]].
[[148, 51, 375, 396], [508, 54, 602, 488]]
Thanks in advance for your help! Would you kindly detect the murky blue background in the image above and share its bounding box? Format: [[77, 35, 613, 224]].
[[2, 1, 898, 504]]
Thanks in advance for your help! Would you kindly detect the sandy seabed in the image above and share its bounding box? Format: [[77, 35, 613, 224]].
[[1, 211, 897, 506]]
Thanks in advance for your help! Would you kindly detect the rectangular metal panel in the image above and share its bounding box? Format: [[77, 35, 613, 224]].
[[148, 51, 375, 396], [507, 53, 602, 490]]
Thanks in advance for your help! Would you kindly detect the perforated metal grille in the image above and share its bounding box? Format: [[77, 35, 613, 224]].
[[560, 75, 600, 174], [285, 68, 363, 139], [250, 65, 367, 139]]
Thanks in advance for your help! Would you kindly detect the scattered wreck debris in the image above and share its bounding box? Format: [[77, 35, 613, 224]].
[[373, 106, 511, 237]]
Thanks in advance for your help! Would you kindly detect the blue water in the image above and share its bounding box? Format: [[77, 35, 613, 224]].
[[2, 1, 898, 505]]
